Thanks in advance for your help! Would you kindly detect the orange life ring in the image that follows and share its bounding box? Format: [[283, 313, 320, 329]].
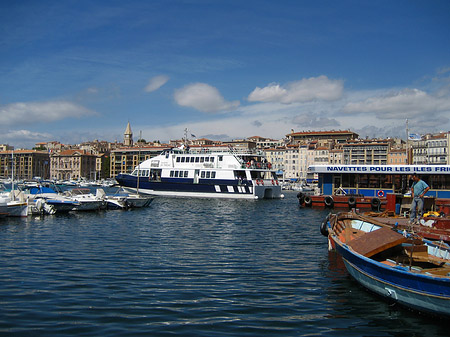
[[377, 190, 385, 198], [246, 162, 251, 168], [261, 179, 264, 185]]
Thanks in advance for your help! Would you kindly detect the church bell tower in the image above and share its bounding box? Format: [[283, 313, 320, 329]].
[[124, 122, 133, 147]]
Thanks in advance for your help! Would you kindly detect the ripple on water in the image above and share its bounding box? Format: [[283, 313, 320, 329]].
[[0, 192, 448, 336]]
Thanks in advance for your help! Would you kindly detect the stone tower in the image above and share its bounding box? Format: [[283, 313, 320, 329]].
[[124, 121, 133, 147]]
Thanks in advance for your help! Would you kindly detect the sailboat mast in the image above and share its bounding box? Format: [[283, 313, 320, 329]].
[[11, 150, 15, 200], [136, 131, 142, 195]]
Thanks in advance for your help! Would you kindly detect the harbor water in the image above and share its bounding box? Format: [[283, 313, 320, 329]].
[[0, 191, 447, 336]]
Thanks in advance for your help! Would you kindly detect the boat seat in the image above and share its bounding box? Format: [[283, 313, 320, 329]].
[[347, 227, 407, 258]]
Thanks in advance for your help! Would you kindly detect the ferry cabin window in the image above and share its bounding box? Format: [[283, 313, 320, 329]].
[[200, 171, 215, 178], [234, 170, 246, 180], [184, 171, 188, 178], [219, 156, 223, 161], [250, 171, 263, 179], [195, 157, 200, 163], [176, 157, 180, 162], [150, 169, 161, 181], [200, 157, 204, 163], [181, 157, 185, 163], [210, 157, 215, 162], [174, 171, 179, 178], [170, 171, 174, 177], [429, 175, 450, 189]]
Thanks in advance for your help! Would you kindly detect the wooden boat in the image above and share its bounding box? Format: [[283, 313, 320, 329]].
[[363, 214, 450, 243], [323, 212, 450, 317]]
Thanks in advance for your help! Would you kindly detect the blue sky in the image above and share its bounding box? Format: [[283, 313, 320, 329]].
[[1, 0, 449, 148]]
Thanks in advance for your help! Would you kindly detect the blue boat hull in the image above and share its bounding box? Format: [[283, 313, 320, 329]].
[[333, 236, 450, 316], [114, 173, 284, 199]]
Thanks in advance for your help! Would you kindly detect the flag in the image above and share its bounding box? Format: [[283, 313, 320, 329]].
[[191, 134, 196, 138], [408, 133, 421, 141]]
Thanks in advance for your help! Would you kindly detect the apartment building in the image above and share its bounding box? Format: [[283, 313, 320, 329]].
[[343, 139, 392, 165], [263, 148, 285, 177], [0, 150, 50, 180], [286, 130, 358, 145], [388, 149, 407, 165], [247, 136, 284, 149], [329, 148, 344, 164], [283, 145, 300, 180], [411, 132, 449, 165]]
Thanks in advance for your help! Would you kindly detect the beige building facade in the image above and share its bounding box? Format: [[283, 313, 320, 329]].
[[0, 150, 50, 180], [50, 150, 99, 181]]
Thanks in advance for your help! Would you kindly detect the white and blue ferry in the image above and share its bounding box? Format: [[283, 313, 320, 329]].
[[115, 146, 284, 199]]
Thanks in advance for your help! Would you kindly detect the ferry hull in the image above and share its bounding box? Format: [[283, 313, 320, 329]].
[[116, 174, 283, 199]]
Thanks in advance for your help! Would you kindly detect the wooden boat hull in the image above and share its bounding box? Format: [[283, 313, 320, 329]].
[[327, 212, 450, 317], [334, 237, 450, 316]]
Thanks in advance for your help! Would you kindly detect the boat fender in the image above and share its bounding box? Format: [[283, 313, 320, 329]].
[[297, 192, 305, 205], [371, 197, 381, 211], [348, 196, 357, 208], [324, 196, 334, 208], [320, 213, 330, 236], [304, 196, 312, 207]]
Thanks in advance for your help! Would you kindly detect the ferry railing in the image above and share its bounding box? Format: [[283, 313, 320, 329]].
[[241, 162, 273, 170]]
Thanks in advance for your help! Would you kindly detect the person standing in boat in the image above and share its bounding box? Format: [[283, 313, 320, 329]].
[[409, 173, 430, 223]]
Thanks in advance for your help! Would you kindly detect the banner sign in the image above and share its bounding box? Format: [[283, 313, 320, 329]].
[[309, 165, 450, 174]]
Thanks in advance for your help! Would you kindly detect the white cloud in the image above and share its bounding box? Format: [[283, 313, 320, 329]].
[[0, 100, 96, 126], [292, 114, 340, 128], [247, 83, 287, 102], [174, 83, 240, 113], [144, 75, 169, 92], [342, 88, 450, 119], [248, 75, 343, 104], [3, 129, 52, 140]]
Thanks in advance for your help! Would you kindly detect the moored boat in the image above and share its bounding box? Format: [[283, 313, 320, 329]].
[[96, 188, 154, 210], [0, 189, 28, 217], [301, 164, 450, 212], [116, 146, 284, 199], [323, 211, 450, 317], [64, 188, 105, 211]]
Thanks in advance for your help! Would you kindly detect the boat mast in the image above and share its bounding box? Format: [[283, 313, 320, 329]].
[[137, 130, 141, 195], [406, 119, 409, 164], [11, 150, 15, 200]]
